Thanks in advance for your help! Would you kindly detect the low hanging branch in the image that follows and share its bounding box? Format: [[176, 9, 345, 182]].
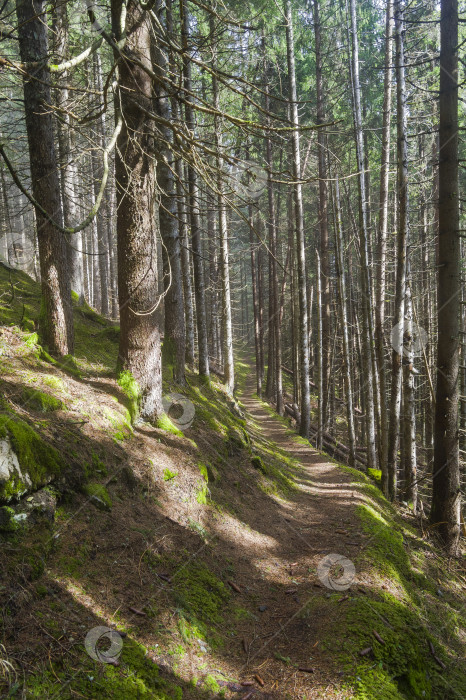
[[0, 115, 122, 236]]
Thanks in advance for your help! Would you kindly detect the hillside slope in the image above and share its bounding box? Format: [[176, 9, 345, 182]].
[[0, 265, 465, 699]]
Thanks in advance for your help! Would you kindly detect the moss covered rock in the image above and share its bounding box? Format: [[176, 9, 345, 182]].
[[0, 413, 62, 502]]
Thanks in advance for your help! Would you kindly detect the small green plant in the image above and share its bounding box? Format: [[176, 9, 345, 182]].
[[163, 468, 177, 481]]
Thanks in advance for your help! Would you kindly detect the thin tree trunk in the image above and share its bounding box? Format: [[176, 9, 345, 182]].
[[375, 0, 393, 479], [316, 250, 323, 450], [402, 275, 417, 511], [313, 0, 331, 431], [386, 0, 409, 501], [285, 0, 311, 438], [212, 18, 234, 394], [348, 0, 377, 469], [334, 176, 356, 467], [92, 52, 110, 316], [153, 7, 186, 385], [180, 0, 210, 382], [52, 0, 84, 302]]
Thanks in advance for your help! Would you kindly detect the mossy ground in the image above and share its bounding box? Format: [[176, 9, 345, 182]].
[[0, 269, 464, 699]]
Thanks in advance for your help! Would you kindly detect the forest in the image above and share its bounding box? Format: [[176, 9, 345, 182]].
[[0, 0, 465, 698]]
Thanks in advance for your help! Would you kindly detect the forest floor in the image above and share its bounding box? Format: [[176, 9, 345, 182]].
[[0, 264, 465, 699]]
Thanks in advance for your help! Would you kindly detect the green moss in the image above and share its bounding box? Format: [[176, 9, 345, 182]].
[[368, 467, 382, 484], [198, 462, 209, 481], [0, 412, 61, 501], [117, 370, 140, 423], [42, 375, 65, 391], [76, 301, 108, 326], [0, 505, 19, 532], [35, 584, 48, 598], [17, 386, 64, 412], [83, 483, 112, 510], [25, 637, 183, 698], [163, 468, 177, 481], [173, 561, 230, 630], [156, 413, 183, 437], [56, 354, 82, 378], [23, 331, 39, 348], [203, 674, 220, 693], [251, 455, 266, 473], [196, 482, 209, 504]]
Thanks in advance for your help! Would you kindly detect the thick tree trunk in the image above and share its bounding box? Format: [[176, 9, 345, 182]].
[[16, 0, 74, 356], [430, 0, 461, 553], [112, 0, 163, 420], [285, 0, 311, 438]]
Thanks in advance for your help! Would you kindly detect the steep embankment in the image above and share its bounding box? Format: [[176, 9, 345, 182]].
[[0, 264, 465, 699]]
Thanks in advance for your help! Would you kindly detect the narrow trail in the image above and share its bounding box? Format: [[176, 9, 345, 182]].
[[221, 368, 367, 697]]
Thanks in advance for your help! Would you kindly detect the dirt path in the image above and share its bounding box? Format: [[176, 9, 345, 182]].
[[215, 371, 367, 698]]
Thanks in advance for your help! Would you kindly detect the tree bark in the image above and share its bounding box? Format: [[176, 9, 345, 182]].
[[386, 0, 409, 501], [285, 0, 311, 438], [430, 0, 461, 553], [180, 0, 210, 382], [153, 7, 186, 385], [375, 0, 393, 478], [16, 0, 74, 356], [112, 0, 163, 420], [348, 0, 377, 469], [313, 0, 331, 431], [52, 1, 84, 302]]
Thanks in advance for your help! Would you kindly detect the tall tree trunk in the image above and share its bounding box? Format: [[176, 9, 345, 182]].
[[153, 7, 186, 385], [313, 0, 331, 431], [285, 0, 311, 438], [212, 17, 234, 394], [180, 0, 210, 382], [53, 1, 84, 302], [334, 176, 356, 467], [430, 0, 461, 553], [249, 205, 262, 396], [16, 0, 74, 356], [92, 52, 110, 317], [316, 250, 323, 449], [263, 35, 283, 414], [348, 0, 376, 468], [112, 0, 163, 420], [375, 0, 393, 479], [402, 274, 417, 511], [386, 0, 409, 501]]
